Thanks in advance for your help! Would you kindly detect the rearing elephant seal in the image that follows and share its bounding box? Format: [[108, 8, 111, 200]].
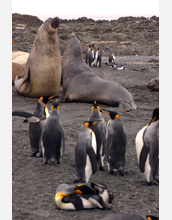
[[62, 33, 137, 112], [14, 17, 62, 98]]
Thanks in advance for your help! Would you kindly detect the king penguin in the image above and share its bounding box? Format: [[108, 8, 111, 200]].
[[88, 48, 94, 67], [88, 101, 106, 170], [12, 96, 54, 156], [135, 108, 159, 184], [39, 103, 65, 165], [109, 52, 116, 63], [85, 45, 91, 64], [103, 109, 126, 176], [74, 120, 100, 183]]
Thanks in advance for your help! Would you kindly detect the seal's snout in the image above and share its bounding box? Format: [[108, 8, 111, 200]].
[[51, 17, 59, 29]]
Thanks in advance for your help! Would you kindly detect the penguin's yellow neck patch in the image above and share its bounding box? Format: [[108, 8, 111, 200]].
[[55, 189, 83, 200], [151, 117, 156, 123], [45, 105, 49, 117], [55, 192, 67, 199]]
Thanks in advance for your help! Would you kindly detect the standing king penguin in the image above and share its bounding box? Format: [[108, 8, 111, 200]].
[[74, 120, 100, 183], [85, 45, 91, 64], [135, 108, 159, 184], [103, 109, 126, 176], [39, 103, 65, 165], [12, 96, 53, 157], [88, 101, 106, 170]]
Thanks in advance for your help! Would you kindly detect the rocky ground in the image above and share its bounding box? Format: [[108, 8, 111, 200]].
[[12, 14, 159, 220], [12, 13, 159, 57]]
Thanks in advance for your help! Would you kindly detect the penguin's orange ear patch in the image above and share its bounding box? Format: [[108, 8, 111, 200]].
[[51, 105, 54, 109], [147, 217, 152, 220], [115, 114, 119, 119], [91, 106, 95, 111], [84, 122, 89, 128], [40, 97, 43, 102]]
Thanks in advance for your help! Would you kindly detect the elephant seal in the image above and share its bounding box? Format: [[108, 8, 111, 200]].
[[14, 17, 62, 98], [12, 51, 29, 60], [12, 53, 29, 67], [146, 76, 159, 92], [62, 33, 137, 112]]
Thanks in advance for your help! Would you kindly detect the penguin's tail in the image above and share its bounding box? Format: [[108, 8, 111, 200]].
[[73, 178, 86, 183], [50, 158, 55, 165], [116, 163, 124, 176]]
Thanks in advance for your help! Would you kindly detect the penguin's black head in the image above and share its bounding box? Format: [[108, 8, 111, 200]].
[[51, 103, 59, 110], [149, 108, 159, 124], [146, 216, 159, 220], [102, 109, 119, 120], [83, 120, 100, 128], [105, 62, 109, 66], [40, 96, 54, 104], [91, 101, 100, 111]]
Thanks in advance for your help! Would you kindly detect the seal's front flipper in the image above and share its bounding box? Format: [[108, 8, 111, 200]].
[[14, 66, 31, 95]]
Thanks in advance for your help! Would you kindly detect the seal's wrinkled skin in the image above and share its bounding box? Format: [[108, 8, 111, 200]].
[[62, 33, 137, 112], [14, 17, 62, 98]]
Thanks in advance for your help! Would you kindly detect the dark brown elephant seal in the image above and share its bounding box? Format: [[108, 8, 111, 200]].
[[146, 76, 159, 92], [14, 17, 62, 98], [62, 33, 137, 112]]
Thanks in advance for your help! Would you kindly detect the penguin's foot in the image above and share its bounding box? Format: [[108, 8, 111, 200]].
[[31, 150, 39, 157], [99, 166, 105, 171], [108, 170, 114, 175], [118, 167, 124, 176], [141, 180, 152, 186], [44, 158, 48, 164], [154, 175, 159, 183]]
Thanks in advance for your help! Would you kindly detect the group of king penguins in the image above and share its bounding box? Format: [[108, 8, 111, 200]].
[[12, 97, 159, 218], [85, 44, 102, 67], [85, 45, 126, 70]]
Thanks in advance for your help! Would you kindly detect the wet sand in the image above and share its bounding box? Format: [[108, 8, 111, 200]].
[[12, 56, 159, 219]]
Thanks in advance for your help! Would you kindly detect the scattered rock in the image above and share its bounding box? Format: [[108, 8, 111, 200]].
[[12, 14, 159, 56]]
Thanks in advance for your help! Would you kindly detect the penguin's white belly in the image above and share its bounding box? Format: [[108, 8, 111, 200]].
[[55, 195, 75, 210], [85, 155, 92, 183], [85, 131, 97, 183], [80, 197, 97, 209], [92, 131, 97, 154], [135, 125, 151, 182], [135, 125, 147, 163]]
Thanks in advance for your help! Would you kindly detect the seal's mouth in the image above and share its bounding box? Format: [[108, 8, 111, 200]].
[[51, 17, 59, 29]]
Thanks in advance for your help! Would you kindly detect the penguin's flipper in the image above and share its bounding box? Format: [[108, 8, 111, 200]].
[[99, 127, 106, 157], [86, 145, 97, 174], [75, 183, 96, 195], [23, 116, 40, 123], [12, 111, 40, 123], [105, 135, 112, 163], [139, 143, 150, 173], [12, 111, 33, 118], [60, 128, 65, 155]]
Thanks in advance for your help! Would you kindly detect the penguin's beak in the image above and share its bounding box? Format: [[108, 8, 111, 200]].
[[102, 109, 110, 115]]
